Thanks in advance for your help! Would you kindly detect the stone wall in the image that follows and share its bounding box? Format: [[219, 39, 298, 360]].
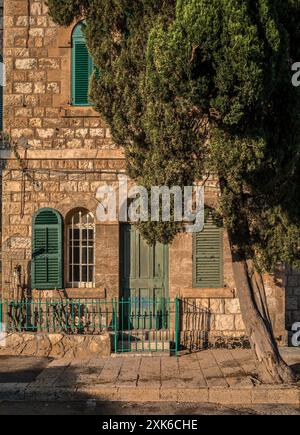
[[0, 332, 112, 359], [286, 269, 300, 343], [0, 0, 4, 284], [4, 0, 114, 151], [0, 0, 3, 52], [1, 0, 126, 299], [1, 156, 124, 299], [169, 230, 287, 346]]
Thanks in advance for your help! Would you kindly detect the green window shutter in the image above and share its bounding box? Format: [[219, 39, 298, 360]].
[[32, 209, 63, 290], [193, 218, 224, 288], [73, 41, 90, 105], [71, 22, 94, 106]]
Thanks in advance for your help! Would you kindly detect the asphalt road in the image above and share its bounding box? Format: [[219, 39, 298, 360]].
[[0, 401, 299, 415]]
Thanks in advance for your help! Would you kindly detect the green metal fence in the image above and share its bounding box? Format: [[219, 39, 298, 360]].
[[0, 297, 180, 355], [0, 299, 117, 335]]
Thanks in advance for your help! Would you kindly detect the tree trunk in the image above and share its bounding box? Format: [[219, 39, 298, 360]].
[[230, 242, 296, 384]]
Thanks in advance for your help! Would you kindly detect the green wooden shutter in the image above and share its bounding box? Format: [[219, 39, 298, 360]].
[[193, 218, 224, 288], [73, 41, 90, 105], [71, 22, 93, 106], [32, 209, 63, 290]]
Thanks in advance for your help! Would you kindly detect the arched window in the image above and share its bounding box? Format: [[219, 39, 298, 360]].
[[67, 209, 95, 288], [32, 208, 63, 290], [71, 21, 94, 106]]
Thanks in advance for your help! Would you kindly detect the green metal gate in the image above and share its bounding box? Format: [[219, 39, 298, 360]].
[[118, 224, 174, 353], [116, 297, 179, 354]]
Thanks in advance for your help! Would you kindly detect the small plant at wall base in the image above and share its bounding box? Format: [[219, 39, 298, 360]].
[[47, 0, 300, 384]]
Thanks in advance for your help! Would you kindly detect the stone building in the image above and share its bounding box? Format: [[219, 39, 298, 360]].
[[0, 0, 4, 283], [0, 0, 298, 349]]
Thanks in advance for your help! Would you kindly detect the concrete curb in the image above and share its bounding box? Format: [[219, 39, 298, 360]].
[[0, 384, 300, 405]]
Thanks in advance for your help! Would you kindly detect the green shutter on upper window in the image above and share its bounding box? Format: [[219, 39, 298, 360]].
[[73, 41, 90, 105], [31, 209, 63, 290], [71, 21, 94, 106], [193, 218, 224, 288]]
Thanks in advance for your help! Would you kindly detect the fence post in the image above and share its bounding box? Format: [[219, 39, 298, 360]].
[[113, 298, 118, 353], [175, 297, 179, 356], [5, 300, 8, 332], [0, 300, 2, 332]]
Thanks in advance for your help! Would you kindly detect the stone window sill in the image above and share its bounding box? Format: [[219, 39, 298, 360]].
[[32, 288, 107, 299], [60, 105, 99, 118], [182, 287, 235, 299]]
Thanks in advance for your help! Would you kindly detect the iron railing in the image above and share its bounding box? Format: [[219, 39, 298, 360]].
[[0, 299, 117, 335], [0, 297, 181, 355]]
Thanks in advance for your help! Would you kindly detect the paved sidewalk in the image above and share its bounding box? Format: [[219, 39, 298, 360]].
[[0, 349, 300, 405], [0, 356, 50, 383]]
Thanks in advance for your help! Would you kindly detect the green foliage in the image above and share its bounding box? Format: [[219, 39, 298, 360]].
[[47, 0, 89, 26], [48, 0, 300, 270]]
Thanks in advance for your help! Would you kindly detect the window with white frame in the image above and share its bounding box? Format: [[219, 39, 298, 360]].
[[67, 209, 95, 288]]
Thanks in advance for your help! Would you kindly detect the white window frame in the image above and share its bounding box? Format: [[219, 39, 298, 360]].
[[67, 209, 95, 288]]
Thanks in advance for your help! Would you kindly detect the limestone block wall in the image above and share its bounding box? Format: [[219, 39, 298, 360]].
[[1, 156, 124, 299], [3, 0, 114, 150], [0, 0, 4, 284], [286, 269, 300, 341], [0, 332, 112, 359], [168, 175, 287, 346], [169, 230, 287, 347], [1, 0, 122, 298], [0, 0, 3, 51]]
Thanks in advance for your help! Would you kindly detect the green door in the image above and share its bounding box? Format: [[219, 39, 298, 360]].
[[120, 224, 169, 330]]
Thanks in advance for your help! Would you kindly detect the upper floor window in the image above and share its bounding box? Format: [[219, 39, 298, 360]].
[[71, 21, 94, 106]]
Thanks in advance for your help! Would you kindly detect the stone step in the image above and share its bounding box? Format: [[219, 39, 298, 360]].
[[119, 330, 171, 340], [117, 340, 171, 352]]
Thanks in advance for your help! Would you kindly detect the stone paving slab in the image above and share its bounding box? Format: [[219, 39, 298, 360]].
[[196, 351, 228, 387], [12, 385, 299, 405], [0, 349, 299, 405]]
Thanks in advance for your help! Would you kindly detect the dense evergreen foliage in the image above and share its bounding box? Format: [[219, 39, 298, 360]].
[[48, 0, 300, 271]]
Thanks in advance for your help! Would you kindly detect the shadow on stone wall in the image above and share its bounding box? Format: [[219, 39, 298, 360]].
[[179, 300, 211, 352]]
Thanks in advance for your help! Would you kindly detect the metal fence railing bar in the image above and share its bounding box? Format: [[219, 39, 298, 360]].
[[0, 297, 211, 356], [0, 299, 117, 335]]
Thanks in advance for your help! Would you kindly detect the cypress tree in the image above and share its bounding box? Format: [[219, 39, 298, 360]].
[[47, 0, 300, 383]]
